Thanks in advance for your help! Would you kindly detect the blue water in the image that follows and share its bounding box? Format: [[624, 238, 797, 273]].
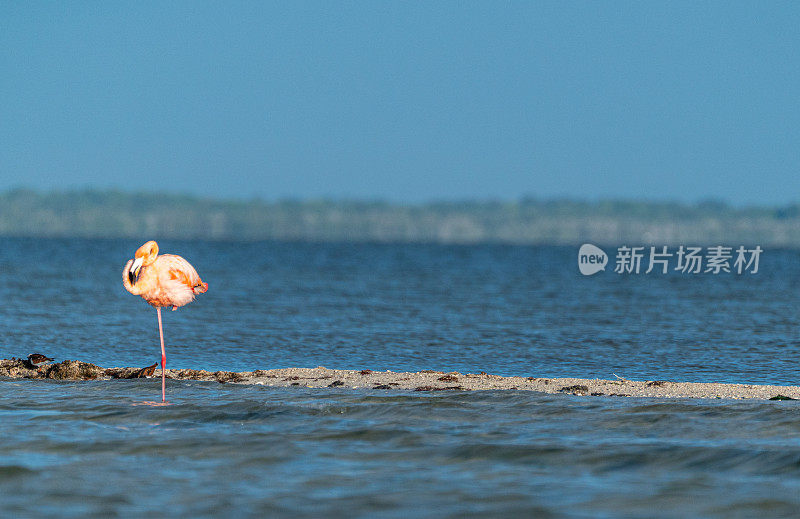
[[1, 238, 799, 517]]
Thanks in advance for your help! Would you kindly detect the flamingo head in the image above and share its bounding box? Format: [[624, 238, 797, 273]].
[[129, 240, 159, 285]]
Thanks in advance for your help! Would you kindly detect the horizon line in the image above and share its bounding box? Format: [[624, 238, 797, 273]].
[[2, 186, 798, 210]]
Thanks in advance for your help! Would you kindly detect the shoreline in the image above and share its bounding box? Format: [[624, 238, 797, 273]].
[[1, 359, 798, 400]]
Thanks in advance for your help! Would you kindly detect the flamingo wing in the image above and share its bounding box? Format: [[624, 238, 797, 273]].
[[154, 254, 208, 307]]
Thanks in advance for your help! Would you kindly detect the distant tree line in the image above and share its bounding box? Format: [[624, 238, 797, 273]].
[[0, 188, 798, 246]]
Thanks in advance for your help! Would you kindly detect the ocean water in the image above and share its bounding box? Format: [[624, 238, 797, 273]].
[[1, 238, 799, 517]]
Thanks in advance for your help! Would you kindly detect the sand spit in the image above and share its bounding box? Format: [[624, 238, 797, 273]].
[[1, 358, 799, 400]]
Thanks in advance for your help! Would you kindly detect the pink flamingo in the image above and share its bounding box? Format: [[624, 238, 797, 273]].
[[122, 240, 208, 402]]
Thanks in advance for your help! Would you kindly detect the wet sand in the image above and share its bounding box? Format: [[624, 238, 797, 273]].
[[1, 358, 798, 400]]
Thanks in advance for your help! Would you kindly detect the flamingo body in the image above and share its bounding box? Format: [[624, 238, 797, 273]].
[[123, 244, 208, 309], [122, 240, 207, 402]]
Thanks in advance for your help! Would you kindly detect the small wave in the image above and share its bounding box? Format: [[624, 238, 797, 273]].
[[0, 465, 38, 480]]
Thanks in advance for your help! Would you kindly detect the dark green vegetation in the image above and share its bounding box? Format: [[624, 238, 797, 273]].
[[1, 189, 798, 245]]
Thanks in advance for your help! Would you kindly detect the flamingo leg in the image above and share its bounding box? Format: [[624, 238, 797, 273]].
[[157, 306, 166, 402]]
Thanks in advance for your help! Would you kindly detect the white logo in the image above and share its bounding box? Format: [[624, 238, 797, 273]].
[[578, 244, 608, 276], [579, 244, 762, 276]]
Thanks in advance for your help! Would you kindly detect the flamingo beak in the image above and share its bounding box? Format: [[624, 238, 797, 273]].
[[129, 257, 143, 285]]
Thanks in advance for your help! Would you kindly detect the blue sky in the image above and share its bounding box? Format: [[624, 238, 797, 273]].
[[1, 2, 799, 204]]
